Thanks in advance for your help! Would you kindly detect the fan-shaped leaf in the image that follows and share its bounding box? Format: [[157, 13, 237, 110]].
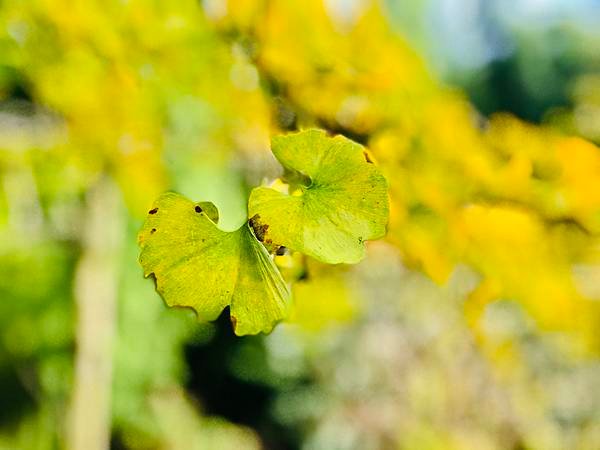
[[249, 129, 389, 264], [138, 192, 290, 335]]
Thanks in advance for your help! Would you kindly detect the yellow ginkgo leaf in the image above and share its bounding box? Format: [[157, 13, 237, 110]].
[[249, 129, 389, 264], [138, 192, 290, 335]]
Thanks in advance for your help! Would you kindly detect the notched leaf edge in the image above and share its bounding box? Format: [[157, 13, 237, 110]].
[[138, 193, 290, 335]]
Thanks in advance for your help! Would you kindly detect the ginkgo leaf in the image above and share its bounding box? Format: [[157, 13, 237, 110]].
[[138, 192, 291, 335], [248, 129, 389, 264]]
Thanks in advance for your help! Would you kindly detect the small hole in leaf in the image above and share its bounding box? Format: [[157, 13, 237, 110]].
[[298, 269, 309, 281], [195, 206, 203, 213], [149, 208, 158, 214]]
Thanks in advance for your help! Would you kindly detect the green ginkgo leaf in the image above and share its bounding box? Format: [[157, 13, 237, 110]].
[[248, 129, 389, 264], [138, 192, 291, 335]]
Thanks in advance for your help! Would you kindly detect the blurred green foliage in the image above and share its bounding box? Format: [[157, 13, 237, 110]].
[[0, 1, 599, 449]]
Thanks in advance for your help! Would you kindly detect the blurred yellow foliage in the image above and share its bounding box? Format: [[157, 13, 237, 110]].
[[2, 0, 598, 347], [1, 1, 600, 447]]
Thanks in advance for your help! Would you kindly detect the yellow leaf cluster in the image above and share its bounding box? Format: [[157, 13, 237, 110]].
[[220, 0, 600, 349], [1, 0, 598, 348]]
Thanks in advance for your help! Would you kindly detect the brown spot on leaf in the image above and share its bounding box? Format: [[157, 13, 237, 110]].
[[230, 315, 237, 330], [363, 151, 373, 164], [149, 207, 158, 214], [194, 205, 203, 213], [151, 228, 156, 234], [249, 214, 270, 242], [275, 246, 287, 256]]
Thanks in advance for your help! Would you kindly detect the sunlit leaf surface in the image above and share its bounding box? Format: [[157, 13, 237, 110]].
[[249, 129, 389, 264], [138, 192, 290, 335]]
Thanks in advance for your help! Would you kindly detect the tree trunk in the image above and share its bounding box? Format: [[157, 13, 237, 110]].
[[68, 177, 122, 450]]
